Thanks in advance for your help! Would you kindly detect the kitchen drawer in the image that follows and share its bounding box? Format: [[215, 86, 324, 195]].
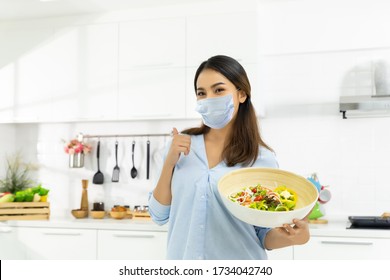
[[0, 226, 26, 259], [294, 236, 390, 260], [17, 227, 97, 260], [97, 229, 167, 260], [267, 246, 293, 260]]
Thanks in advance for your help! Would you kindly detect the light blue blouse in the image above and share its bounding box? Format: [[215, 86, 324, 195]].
[[148, 134, 279, 260]]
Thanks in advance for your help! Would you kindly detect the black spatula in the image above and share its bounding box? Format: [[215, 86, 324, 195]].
[[146, 140, 150, 180], [92, 141, 104, 184], [130, 141, 137, 179], [112, 141, 120, 182]]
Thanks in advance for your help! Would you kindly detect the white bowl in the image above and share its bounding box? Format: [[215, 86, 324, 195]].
[[218, 167, 318, 228]]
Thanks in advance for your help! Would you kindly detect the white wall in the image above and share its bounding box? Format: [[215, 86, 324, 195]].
[[3, 0, 390, 219], [257, 0, 390, 217], [0, 125, 16, 179]]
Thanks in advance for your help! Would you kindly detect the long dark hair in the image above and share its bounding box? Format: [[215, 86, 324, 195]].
[[182, 55, 273, 167]]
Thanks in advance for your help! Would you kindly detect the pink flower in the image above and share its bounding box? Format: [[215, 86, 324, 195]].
[[63, 139, 92, 155], [83, 144, 91, 154], [74, 143, 82, 153]]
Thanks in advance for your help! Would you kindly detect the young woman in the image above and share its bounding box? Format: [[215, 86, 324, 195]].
[[149, 55, 309, 260]]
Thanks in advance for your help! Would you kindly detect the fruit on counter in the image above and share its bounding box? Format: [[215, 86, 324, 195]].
[[111, 205, 127, 212], [0, 192, 11, 198], [32, 184, 50, 196], [0, 193, 15, 203], [12, 185, 50, 202], [33, 193, 41, 202]]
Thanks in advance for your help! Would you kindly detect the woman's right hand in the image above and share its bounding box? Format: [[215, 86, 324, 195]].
[[165, 127, 191, 168]]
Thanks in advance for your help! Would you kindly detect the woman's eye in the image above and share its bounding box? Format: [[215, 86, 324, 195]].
[[196, 92, 205, 97], [215, 88, 225, 94]]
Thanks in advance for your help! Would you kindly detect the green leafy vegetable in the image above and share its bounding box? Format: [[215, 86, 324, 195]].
[[229, 184, 297, 212]]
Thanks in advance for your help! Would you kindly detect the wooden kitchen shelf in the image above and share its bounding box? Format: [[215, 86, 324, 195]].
[[0, 202, 50, 220]]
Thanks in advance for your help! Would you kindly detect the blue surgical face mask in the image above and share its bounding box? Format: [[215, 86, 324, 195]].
[[195, 94, 235, 129]]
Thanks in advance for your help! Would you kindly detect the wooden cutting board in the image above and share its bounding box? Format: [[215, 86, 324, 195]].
[[308, 219, 328, 224]]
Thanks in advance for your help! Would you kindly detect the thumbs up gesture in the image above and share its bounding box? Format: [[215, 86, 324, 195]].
[[165, 127, 191, 167]]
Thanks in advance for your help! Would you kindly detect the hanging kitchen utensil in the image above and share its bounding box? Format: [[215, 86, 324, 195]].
[[146, 139, 150, 180], [112, 141, 120, 182], [131, 140, 138, 179], [92, 140, 104, 184]]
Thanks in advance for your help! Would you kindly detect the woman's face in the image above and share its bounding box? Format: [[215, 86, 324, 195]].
[[195, 68, 247, 114]]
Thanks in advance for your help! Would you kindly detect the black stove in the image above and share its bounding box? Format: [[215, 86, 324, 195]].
[[347, 216, 390, 229]]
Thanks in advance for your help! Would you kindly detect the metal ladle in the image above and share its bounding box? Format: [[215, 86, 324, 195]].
[[131, 141, 137, 179]]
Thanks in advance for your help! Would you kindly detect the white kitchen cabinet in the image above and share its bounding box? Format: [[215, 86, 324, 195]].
[[0, 22, 18, 122], [185, 66, 199, 119], [17, 227, 97, 260], [4, 25, 56, 123], [0, 21, 118, 123], [0, 226, 26, 259], [0, 23, 55, 123], [97, 229, 168, 260], [267, 246, 294, 260], [244, 63, 265, 117], [50, 23, 118, 122], [294, 236, 390, 260], [186, 12, 258, 68], [117, 17, 186, 120], [118, 68, 186, 120], [78, 23, 119, 121], [0, 64, 15, 122], [119, 17, 185, 70]]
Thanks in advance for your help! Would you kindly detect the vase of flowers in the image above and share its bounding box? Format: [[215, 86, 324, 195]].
[[64, 139, 92, 168]]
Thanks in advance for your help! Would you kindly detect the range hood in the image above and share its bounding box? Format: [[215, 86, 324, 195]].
[[339, 60, 390, 119], [339, 95, 390, 119]]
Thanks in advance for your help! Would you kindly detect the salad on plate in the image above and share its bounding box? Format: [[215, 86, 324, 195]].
[[228, 184, 297, 211]]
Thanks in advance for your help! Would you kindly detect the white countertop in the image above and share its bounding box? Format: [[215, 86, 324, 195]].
[[0, 216, 168, 232], [1, 215, 390, 238], [309, 216, 390, 239]]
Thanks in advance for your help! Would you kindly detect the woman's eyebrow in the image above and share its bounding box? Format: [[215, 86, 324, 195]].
[[196, 82, 226, 91], [211, 82, 226, 89]]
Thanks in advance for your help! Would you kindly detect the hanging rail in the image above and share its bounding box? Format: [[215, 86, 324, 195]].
[[77, 132, 170, 141]]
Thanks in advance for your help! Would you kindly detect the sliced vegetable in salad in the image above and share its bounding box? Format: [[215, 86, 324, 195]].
[[229, 184, 297, 211]]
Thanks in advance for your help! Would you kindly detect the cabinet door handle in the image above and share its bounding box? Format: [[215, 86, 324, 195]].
[[321, 241, 374, 246], [113, 234, 155, 238], [43, 232, 81, 236]]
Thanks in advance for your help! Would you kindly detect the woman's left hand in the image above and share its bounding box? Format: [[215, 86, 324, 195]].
[[276, 218, 310, 245], [264, 216, 311, 250]]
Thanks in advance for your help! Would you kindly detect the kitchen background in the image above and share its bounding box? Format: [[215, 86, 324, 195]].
[[1, 0, 390, 219]]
